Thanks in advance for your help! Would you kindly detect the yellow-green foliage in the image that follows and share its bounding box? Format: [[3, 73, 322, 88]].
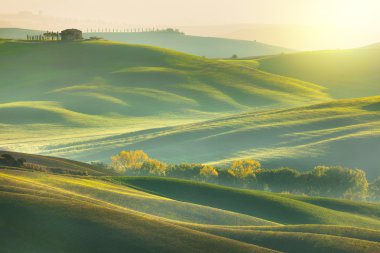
[[228, 159, 261, 179], [200, 165, 219, 178]]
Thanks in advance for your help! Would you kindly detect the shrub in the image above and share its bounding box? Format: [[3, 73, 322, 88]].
[[0, 154, 26, 167]]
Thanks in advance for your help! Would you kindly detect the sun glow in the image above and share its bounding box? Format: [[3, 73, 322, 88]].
[[315, 0, 380, 27]]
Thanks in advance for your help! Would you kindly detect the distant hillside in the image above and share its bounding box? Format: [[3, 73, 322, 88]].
[[0, 39, 328, 155], [257, 45, 380, 98], [0, 28, 295, 58], [85, 31, 295, 58], [0, 28, 43, 39], [49, 96, 380, 179]]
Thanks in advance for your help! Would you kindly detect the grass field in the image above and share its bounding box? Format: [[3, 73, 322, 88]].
[[0, 39, 328, 156], [112, 177, 380, 229], [257, 45, 380, 98], [0, 39, 379, 180], [2, 21, 380, 253], [1, 162, 380, 253], [0, 150, 116, 176], [0, 172, 277, 253], [46, 96, 380, 178]]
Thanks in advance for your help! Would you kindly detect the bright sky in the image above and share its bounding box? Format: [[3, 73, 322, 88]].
[[1, 0, 380, 27], [1, 0, 380, 49]]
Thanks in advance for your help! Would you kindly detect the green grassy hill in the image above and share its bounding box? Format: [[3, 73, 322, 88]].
[[84, 31, 295, 58], [1, 37, 379, 182], [0, 39, 328, 155], [0, 28, 295, 58], [185, 226, 380, 253], [1, 163, 380, 253], [257, 45, 380, 98], [0, 150, 115, 176], [112, 177, 380, 229], [50, 96, 380, 178], [0, 28, 43, 39], [0, 171, 277, 253]]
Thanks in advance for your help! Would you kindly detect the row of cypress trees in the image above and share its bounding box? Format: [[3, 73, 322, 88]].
[[86, 27, 181, 33], [26, 31, 61, 41]]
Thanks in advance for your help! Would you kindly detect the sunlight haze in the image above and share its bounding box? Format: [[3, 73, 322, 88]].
[[1, 1, 380, 50]]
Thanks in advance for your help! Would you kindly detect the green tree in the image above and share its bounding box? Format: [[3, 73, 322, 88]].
[[307, 166, 368, 200], [256, 168, 300, 193], [369, 178, 380, 201]]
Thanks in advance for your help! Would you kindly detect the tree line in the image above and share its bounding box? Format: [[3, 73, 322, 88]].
[[86, 28, 183, 34], [26, 31, 61, 41], [93, 150, 379, 201]]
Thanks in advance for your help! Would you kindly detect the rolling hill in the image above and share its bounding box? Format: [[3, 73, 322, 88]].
[[257, 45, 380, 98], [1, 159, 380, 253], [0, 28, 295, 58], [43, 96, 380, 179], [1, 38, 379, 179], [0, 39, 328, 155], [0, 150, 115, 176], [0, 170, 277, 253], [0, 28, 44, 39]]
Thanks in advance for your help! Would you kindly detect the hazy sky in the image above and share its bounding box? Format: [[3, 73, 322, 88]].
[[1, 0, 380, 49], [1, 0, 380, 27]]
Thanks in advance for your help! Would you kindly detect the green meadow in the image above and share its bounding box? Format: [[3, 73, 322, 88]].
[[44, 96, 380, 178], [0, 39, 328, 156], [1, 158, 380, 253], [1, 39, 380, 179], [1, 35, 380, 252]]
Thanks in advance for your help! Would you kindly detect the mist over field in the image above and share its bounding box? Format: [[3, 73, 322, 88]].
[[1, 1, 380, 252]]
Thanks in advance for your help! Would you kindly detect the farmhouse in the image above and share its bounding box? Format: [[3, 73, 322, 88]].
[[61, 29, 83, 41]]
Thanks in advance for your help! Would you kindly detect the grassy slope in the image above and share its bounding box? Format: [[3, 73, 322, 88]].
[[54, 96, 380, 178], [0, 28, 43, 39], [1, 167, 380, 253], [0, 39, 328, 155], [0, 40, 325, 114], [184, 226, 380, 253], [0, 170, 276, 226], [0, 177, 276, 253], [85, 31, 295, 58], [112, 177, 380, 229], [223, 225, 380, 243], [0, 150, 116, 176], [280, 194, 380, 219], [0, 28, 295, 58], [257, 45, 380, 98]]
